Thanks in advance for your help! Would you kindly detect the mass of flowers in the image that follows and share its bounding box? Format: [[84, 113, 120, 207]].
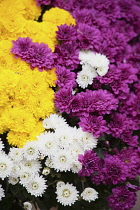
[[0, 0, 140, 210]]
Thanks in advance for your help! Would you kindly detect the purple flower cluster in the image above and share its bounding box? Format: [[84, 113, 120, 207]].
[[35, 0, 140, 208], [11, 37, 56, 71], [107, 185, 137, 210], [79, 147, 140, 185]]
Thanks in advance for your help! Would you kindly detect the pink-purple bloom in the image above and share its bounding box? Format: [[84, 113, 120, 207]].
[[11, 37, 56, 71]]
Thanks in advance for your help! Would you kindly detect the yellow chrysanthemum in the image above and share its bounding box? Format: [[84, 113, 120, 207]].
[[43, 7, 76, 26]]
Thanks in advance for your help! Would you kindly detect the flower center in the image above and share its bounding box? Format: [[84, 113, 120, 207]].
[[62, 189, 71, 198], [0, 163, 7, 170]]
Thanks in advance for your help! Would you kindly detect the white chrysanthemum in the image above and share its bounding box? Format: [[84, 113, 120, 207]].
[[81, 187, 98, 202], [52, 150, 73, 172], [10, 165, 21, 177], [20, 159, 41, 173], [89, 53, 109, 76], [0, 140, 4, 151], [56, 181, 65, 188], [79, 50, 94, 65], [42, 167, 50, 176], [78, 129, 98, 151], [0, 153, 13, 180], [0, 184, 5, 201], [79, 50, 109, 77], [20, 168, 35, 187], [25, 175, 47, 197], [71, 161, 82, 174], [82, 63, 98, 75], [56, 182, 79, 206], [43, 114, 68, 130], [45, 157, 54, 168], [23, 141, 39, 160], [70, 142, 84, 160], [8, 148, 23, 162], [55, 127, 73, 149], [8, 176, 19, 185], [76, 69, 94, 89], [37, 132, 57, 157], [23, 201, 32, 210]]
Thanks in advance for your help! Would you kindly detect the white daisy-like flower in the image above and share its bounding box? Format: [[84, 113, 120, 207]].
[[8, 147, 23, 162], [25, 175, 47, 197], [0, 139, 4, 151], [78, 129, 98, 151], [42, 167, 50, 176], [81, 187, 98, 202], [45, 157, 54, 168], [0, 153, 13, 180], [23, 201, 32, 210], [70, 142, 84, 160], [20, 159, 41, 174], [71, 161, 82, 174], [8, 176, 19, 185], [10, 165, 21, 177], [52, 150, 73, 172], [55, 127, 73, 150], [0, 184, 5, 201], [82, 63, 97, 76], [37, 132, 57, 157], [89, 53, 110, 76], [76, 69, 94, 89], [23, 141, 39, 160], [79, 50, 93, 65], [56, 181, 65, 188], [43, 114, 68, 130], [79, 50, 109, 77], [19, 168, 35, 187], [56, 182, 79, 206]]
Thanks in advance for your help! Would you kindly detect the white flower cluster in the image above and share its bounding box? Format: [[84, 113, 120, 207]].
[[40, 114, 98, 173], [0, 114, 98, 205], [77, 50, 110, 88], [0, 147, 46, 197]]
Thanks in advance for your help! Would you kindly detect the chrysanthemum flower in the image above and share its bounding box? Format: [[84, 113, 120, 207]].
[[56, 182, 79, 206], [81, 187, 98, 202], [26, 175, 47, 197]]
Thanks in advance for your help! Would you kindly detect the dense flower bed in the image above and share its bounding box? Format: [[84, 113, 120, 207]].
[[0, 0, 140, 209]]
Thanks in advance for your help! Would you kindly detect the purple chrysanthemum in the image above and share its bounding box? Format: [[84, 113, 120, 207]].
[[117, 147, 140, 179], [101, 156, 128, 185], [107, 185, 137, 210], [54, 42, 80, 70], [11, 37, 33, 61], [54, 87, 73, 114], [78, 150, 102, 177], [11, 37, 56, 71], [56, 66, 76, 88], [79, 115, 108, 137], [56, 24, 77, 42]]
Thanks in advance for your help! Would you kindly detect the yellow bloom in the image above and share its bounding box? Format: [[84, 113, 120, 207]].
[[43, 7, 76, 26]]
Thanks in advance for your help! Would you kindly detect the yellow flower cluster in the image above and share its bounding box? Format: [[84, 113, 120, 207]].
[[0, 0, 76, 147], [0, 0, 76, 50]]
